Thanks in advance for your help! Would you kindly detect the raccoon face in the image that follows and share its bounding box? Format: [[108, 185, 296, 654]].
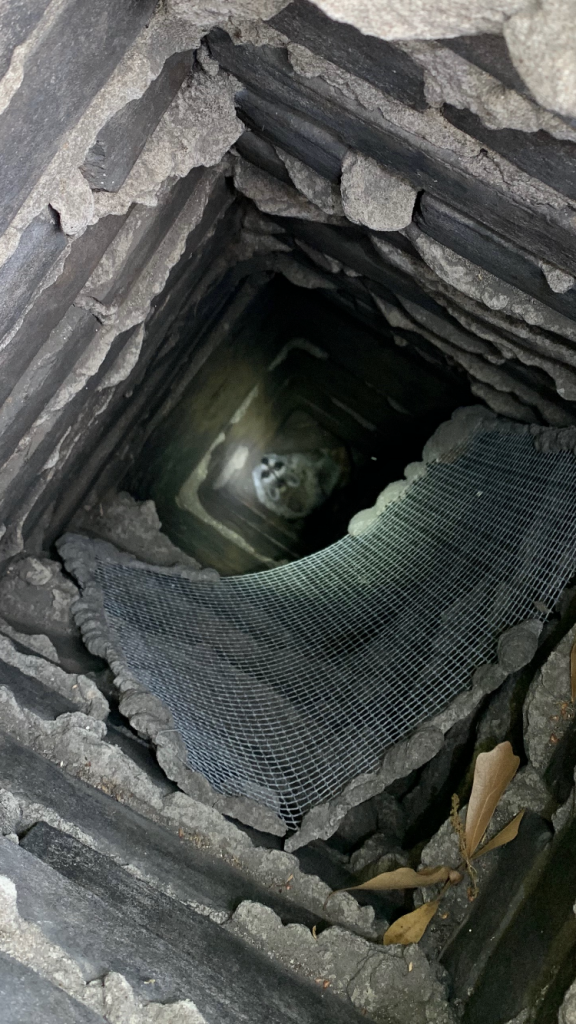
[[252, 451, 342, 519]]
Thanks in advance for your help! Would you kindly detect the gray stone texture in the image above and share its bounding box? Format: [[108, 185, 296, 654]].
[[441, 33, 532, 99], [0, 791, 20, 837], [234, 84, 346, 181], [526, 623, 576, 771], [0, 723, 375, 938], [309, 0, 529, 41], [81, 50, 194, 192], [236, 131, 294, 183], [0, 165, 237, 561], [0, 208, 67, 342], [504, 0, 576, 119], [229, 899, 456, 1024], [497, 620, 543, 674], [31, 179, 239, 554], [415, 194, 576, 326], [0, 0, 53, 81], [234, 158, 336, 221], [212, 33, 576, 277], [442, 105, 576, 203], [560, 976, 576, 1024], [79, 166, 207, 309], [0, 556, 80, 641], [440, 810, 553, 1016], [455, 809, 576, 1024], [0, 661, 79, 721], [0, 0, 157, 234], [0, 836, 367, 1024], [280, 149, 343, 215], [417, 771, 552, 969], [4, 2, 576, 1019], [70, 492, 200, 569], [269, 0, 427, 109], [0, 950, 106, 1024], [340, 150, 417, 231]]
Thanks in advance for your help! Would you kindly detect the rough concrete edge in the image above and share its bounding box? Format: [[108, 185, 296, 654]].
[[0, 866, 210, 1024], [56, 532, 288, 838], [0, 616, 58, 663], [0, 633, 108, 720], [1, 787, 228, 925], [226, 897, 456, 1023], [0, 712, 376, 937], [69, 492, 202, 570]]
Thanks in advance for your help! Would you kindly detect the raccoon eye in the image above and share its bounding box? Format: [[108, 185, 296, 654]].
[[261, 469, 270, 479]]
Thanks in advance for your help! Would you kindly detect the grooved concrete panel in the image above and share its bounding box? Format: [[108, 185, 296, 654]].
[[0, 209, 67, 341], [270, 0, 427, 110], [0, 731, 317, 927], [0, 212, 129, 405], [0, 836, 364, 1024], [0, 950, 106, 1024], [0, 0, 156, 233], [443, 104, 576, 203], [0, 0, 53, 80], [415, 193, 576, 324], [209, 31, 576, 276], [82, 50, 193, 192]]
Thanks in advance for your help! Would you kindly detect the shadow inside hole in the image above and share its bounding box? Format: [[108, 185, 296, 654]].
[[128, 276, 473, 574]]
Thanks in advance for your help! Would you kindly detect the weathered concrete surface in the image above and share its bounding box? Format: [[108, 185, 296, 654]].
[[497, 620, 543, 674], [524, 621, 576, 776], [0, 867, 220, 1024], [0, 949, 106, 1024], [0, 557, 79, 640], [309, 0, 529, 41], [70, 492, 200, 569], [504, 0, 576, 119], [340, 150, 416, 231], [560, 974, 576, 1023], [0, 839, 368, 1024], [81, 50, 194, 193], [229, 900, 456, 1023], [234, 157, 337, 221]]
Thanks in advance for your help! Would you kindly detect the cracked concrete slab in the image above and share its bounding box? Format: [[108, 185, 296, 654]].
[[229, 899, 456, 1023]]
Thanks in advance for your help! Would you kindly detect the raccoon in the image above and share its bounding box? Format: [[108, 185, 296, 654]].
[[252, 450, 344, 519]]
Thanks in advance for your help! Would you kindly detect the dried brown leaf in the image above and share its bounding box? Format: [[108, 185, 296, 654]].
[[471, 810, 525, 860], [339, 865, 451, 894], [383, 901, 440, 945], [465, 742, 520, 858], [571, 639, 576, 703]]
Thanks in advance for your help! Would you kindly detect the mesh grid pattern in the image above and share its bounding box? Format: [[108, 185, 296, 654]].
[[94, 430, 576, 828]]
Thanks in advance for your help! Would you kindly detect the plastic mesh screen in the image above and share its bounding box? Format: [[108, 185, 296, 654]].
[[92, 429, 576, 828]]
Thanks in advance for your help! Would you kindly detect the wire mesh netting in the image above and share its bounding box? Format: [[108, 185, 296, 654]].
[[90, 428, 576, 829]]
